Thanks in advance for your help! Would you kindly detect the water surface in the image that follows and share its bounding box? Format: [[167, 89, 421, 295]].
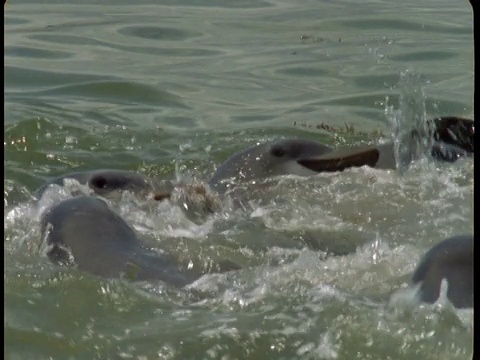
[[4, 0, 474, 359]]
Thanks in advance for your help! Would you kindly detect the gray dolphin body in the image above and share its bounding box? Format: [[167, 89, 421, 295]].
[[209, 117, 474, 193], [34, 169, 155, 200], [411, 234, 473, 308], [41, 196, 200, 286]]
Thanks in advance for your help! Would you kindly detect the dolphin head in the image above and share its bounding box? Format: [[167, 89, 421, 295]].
[[209, 138, 338, 192], [86, 170, 152, 198], [34, 169, 155, 201]]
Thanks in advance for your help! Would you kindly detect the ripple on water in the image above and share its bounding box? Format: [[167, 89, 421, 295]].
[[4, 65, 116, 91], [311, 93, 469, 117], [231, 114, 275, 123], [161, 116, 199, 128], [275, 67, 329, 77], [5, 17, 33, 26], [134, 0, 275, 8], [5, 46, 74, 60], [27, 33, 106, 47], [27, 33, 224, 58], [117, 25, 203, 41], [340, 18, 471, 34], [352, 73, 413, 89], [390, 50, 457, 62], [9, 79, 189, 109]]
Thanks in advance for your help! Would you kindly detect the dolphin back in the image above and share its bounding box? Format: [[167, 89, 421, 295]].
[[411, 234, 473, 308]]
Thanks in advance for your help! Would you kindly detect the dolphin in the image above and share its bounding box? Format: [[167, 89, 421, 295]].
[[34, 169, 170, 201], [40, 196, 207, 286], [411, 234, 473, 308], [209, 116, 473, 192]]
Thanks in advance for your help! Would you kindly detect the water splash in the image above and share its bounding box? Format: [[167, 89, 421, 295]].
[[385, 70, 433, 173]]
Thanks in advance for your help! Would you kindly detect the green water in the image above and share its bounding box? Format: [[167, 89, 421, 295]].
[[4, 0, 473, 359]]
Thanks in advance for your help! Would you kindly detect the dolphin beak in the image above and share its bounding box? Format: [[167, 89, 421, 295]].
[[297, 145, 380, 173]]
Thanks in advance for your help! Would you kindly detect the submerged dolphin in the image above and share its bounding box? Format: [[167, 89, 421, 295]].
[[40, 196, 208, 286], [209, 116, 474, 192], [34, 169, 168, 201], [411, 234, 473, 308]]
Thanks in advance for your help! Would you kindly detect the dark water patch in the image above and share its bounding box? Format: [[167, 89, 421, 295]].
[[117, 106, 172, 117], [5, 46, 74, 60], [275, 67, 328, 77], [115, 43, 221, 57], [5, 17, 31, 26], [285, 105, 322, 115], [117, 46, 222, 57], [28, 33, 106, 47], [150, 47, 223, 57], [118, 25, 202, 41], [4, 66, 117, 91], [390, 51, 457, 62], [9, 16, 117, 35]]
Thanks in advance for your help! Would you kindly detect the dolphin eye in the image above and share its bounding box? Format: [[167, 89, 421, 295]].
[[90, 176, 108, 189], [271, 146, 286, 157]]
